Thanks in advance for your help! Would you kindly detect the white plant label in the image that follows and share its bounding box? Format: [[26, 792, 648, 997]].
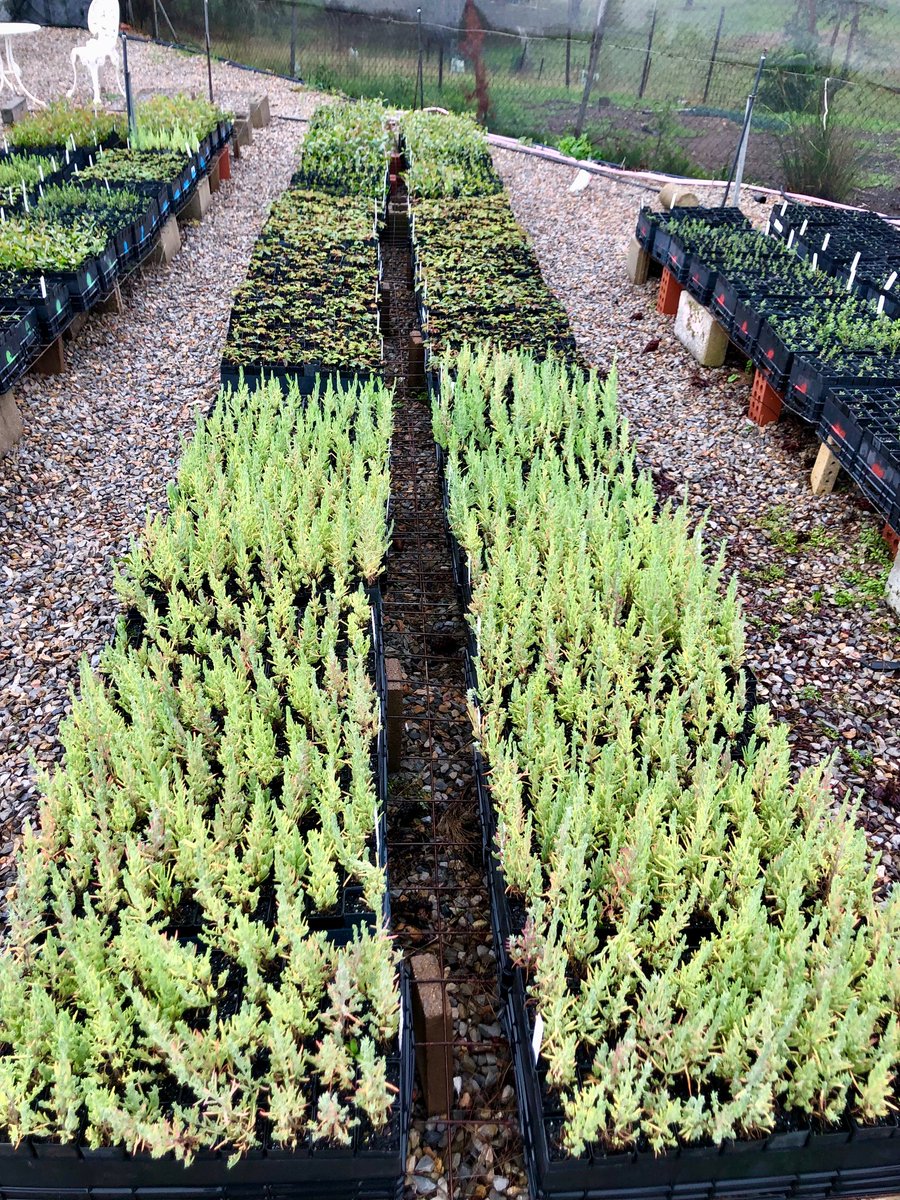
[[822, 232, 830, 250], [812, 252, 818, 271], [787, 229, 795, 248], [772, 217, 783, 233], [398, 991, 405, 1052], [374, 802, 382, 860], [878, 294, 886, 314], [800, 218, 808, 236], [532, 1012, 544, 1063], [886, 271, 898, 291]]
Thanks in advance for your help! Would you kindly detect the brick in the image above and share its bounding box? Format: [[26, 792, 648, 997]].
[[673, 290, 728, 367], [748, 368, 782, 427], [656, 267, 682, 316], [882, 522, 899, 560]]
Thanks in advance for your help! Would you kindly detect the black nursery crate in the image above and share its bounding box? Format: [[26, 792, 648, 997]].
[[684, 255, 718, 305], [505, 959, 900, 1200], [45, 259, 103, 312], [816, 391, 872, 471], [635, 207, 658, 254], [852, 400, 900, 525], [0, 973, 413, 1200], [219, 363, 377, 399], [0, 277, 72, 340], [786, 353, 900, 424], [0, 304, 38, 391], [96, 242, 119, 293]]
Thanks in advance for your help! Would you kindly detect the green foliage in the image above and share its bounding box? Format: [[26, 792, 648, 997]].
[[0, 377, 399, 1158], [79, 148, 190, 185], [557, 133, 594, 160], [33, 183, 146, 237], [779, 111, 863, 205], [401, 109, 502, 198], [412, 194, 574, 363], [5, 100, 124, 151], [0, 153, 59, 192], [0, 214, 109, 271], [132, 94, 229, 151], [436, 344, 900, 1156], [224, 189, 381, 373], [758, 41, 828, 115], [296, 100, 390, 197]]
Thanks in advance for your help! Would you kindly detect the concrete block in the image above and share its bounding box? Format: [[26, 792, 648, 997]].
[[31, 336, 65, 375], [182, 175, 212, 222], [249, 93, 270, 128], [234, 117, 253, 151], [885, 553, 900, 616], [1, 95, 26, 125], [673, 290, 728, 367], [0, 389, 22, 455], [625, 235, 650, 285], [811, 439, 842, 495], [149, 215, 182, 265], [409, 953, 451, 1118], [385, 656, 405, 773]]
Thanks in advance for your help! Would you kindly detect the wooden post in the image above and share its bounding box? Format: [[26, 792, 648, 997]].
[[575, 0, 610, 136], [703, 6, 725, 103], [32, 336, 66, 375], [638, 3, 657, 99], [385, 657, 405, 773], [409, 953, 451, 1118], [96, 283, 123, 315], [290, 1, 297, 78], [438, 42, 443, 89]]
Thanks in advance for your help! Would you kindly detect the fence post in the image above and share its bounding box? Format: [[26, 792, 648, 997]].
[[203, 0, 214, 103], [565, 25, 571, 86], [703, 6, 725, 104], [575, 0, 610, 136], [415, 7, 424, 108], [638, 3, 657, 99], [290, 1, 297, 77], [438, 42, 443, 90], [152, 0, 158, 41]]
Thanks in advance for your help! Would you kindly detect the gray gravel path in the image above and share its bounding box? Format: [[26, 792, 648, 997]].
[[0, 29, 325, 900], [495, 147, 900, 886]]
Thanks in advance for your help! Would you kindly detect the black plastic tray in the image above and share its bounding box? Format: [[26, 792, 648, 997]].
[[504, 966, 900, 1200], [0, 972, 412, 1198]]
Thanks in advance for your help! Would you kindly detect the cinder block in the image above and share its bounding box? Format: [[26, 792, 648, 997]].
[[885, 554, 900, 615], [182, 175, 212, 222], [673, 290, 728, 367], [149, 215, 182, 265], [249, 93, 270, 127], [625, 235, 650, 285], [811, 439, 842, 495], [0, 389, 22, 455], [1, 95, 26, 125], [409, 953, 451, 1118], [234, 117, 253, 150]]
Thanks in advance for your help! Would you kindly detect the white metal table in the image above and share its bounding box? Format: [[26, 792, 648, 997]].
[[0, 22, 45, 109]]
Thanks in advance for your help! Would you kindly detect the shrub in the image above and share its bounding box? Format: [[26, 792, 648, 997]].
[[779, 110, 863, 203]]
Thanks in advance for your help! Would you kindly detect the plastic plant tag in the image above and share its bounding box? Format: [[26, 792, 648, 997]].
[[781, 200, 788, 216], [374, 802, 381, 861], [822, 232, 830, 250], [772, 216, 783, 233], [398, 987, 405, 1053], [40, 275, 47, 298], [38, 163, 44, 182], [800, 218, 808, 235], [812, 252, 818, 271], [787, 229, 795, 248], [532, 1013, 544, 1064], [878, 294, 886, 314], [88, 154, 94, 168], [886, 270, 898, 291]]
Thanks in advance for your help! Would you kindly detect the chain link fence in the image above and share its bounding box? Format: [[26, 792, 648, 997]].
[[131, 0, 900, 210]]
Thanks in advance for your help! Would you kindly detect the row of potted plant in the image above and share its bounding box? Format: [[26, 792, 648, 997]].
[[221, 188, 382, 388], [399, 110, 502, 199], [435, 343, 900, 1194], [768, 201, 900, 316], [411, 193, 575, 369], [294, 99, 390, 200], [0, 376, 407, 1179]]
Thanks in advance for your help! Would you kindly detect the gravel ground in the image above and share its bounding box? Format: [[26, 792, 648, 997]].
[[495, 146, 900, 885], [0, 29, 325, 899]]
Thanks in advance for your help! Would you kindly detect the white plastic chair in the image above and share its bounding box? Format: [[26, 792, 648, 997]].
[[67, 0, 124, 108]]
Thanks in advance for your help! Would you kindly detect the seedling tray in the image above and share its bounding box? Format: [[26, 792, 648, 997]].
[[635, 207, 658, 254], [505, 968, 900, 1200], [0, 304, 39, 391], [219, 363, 378, 400], [786, 353, 900, 424], [0, 975, 413, 1199], [0, 276, 72, 339]]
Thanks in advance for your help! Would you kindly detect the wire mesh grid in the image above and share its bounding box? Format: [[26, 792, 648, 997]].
[[379, 184, 525, 1199]]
